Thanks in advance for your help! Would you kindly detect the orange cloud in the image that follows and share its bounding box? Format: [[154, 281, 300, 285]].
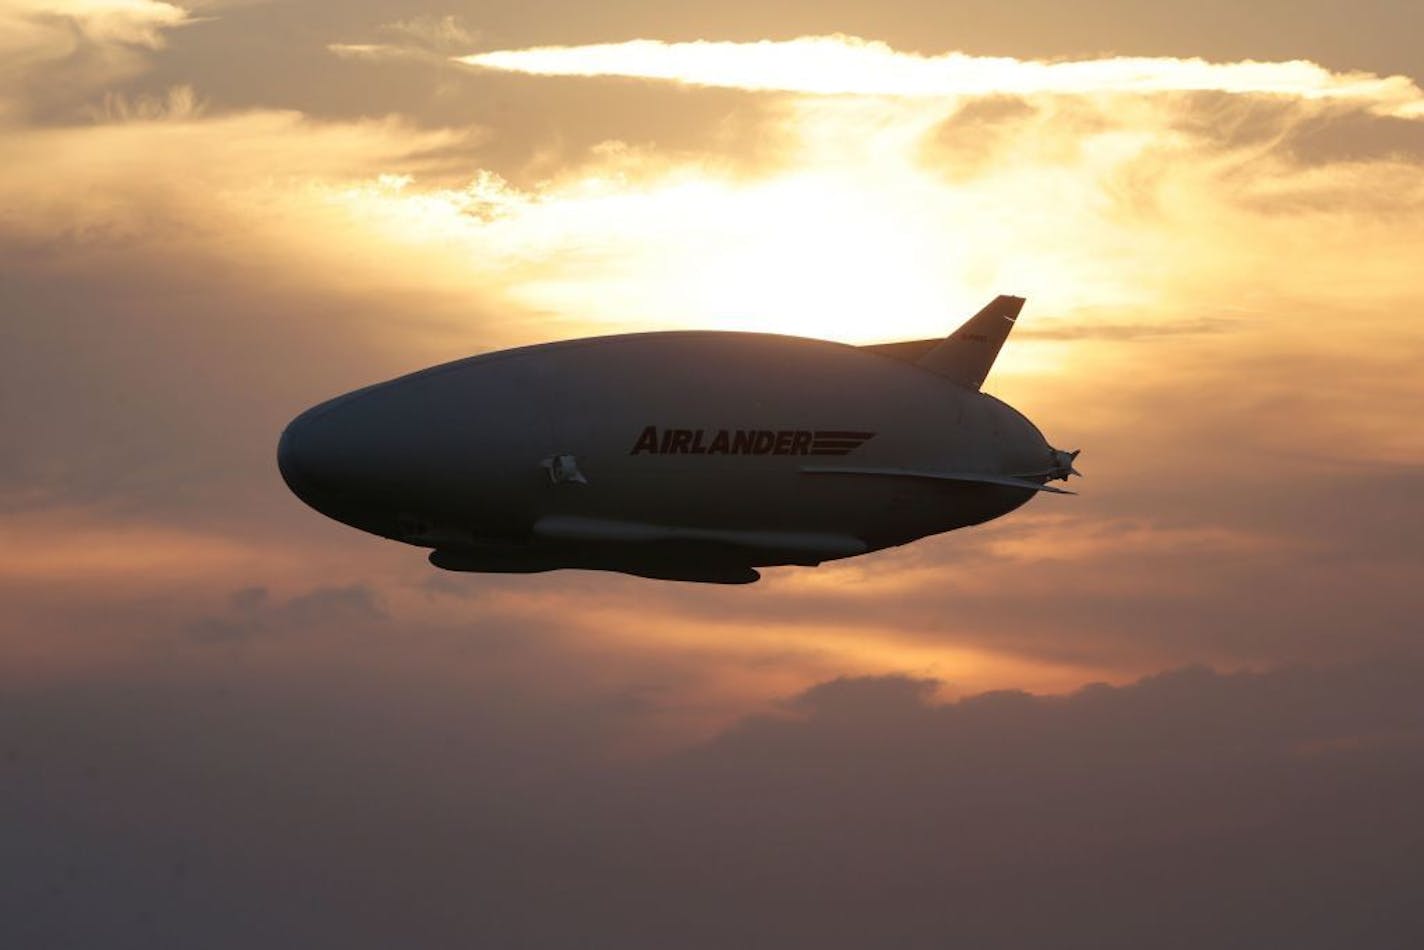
[[459, 35, 1424, 118], [0, 511, 268, 584]]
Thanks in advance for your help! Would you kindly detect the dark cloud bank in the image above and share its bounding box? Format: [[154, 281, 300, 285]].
[[5, 646, 1422, 949]]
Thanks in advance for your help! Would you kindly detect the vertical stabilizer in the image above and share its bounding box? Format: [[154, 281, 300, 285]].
[[916, 295, 1025, 390]]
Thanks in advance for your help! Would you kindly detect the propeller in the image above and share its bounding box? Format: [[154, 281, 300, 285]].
[[1049, 448, 1082, 482]]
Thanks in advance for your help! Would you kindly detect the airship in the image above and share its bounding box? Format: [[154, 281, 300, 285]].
[[278, 295, 1079, 584]]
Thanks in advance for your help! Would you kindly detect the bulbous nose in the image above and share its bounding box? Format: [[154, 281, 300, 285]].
[[276, 384, 440, 541], [276, 408, 320, 507], [276, 393, 388, 523]]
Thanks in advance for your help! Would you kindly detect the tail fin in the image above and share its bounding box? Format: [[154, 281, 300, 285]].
[[916, 295, 1024, 390]]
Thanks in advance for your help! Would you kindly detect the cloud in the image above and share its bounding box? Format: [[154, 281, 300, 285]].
[[1015, 315, 1238, 340], [88, 81, 203, 120], [4, 0, 188, 48], [4, 656, 1423, 947], [379, 13, 476, 52], [0, 0, 191, 119], [185, 583, 385, 642], [460, 35, 1424, 118], [329, 13, 478, 63]]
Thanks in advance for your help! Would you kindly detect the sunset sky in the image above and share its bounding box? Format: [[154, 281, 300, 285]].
[[4, 1, 1423, 945]]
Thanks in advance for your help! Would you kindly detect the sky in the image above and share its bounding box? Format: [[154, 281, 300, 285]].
[[3, 1, 1423, 945]]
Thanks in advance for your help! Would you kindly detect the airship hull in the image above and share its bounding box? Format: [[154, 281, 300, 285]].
[[278, 297, 1077, 583]]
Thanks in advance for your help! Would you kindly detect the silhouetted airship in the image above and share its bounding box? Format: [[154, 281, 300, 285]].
[[278, 295, 1079, 583]]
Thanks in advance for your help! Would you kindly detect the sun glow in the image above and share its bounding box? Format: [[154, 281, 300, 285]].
[[325, 166, 1019, 344], [509, 170, 984, 342], [318, 96, 1174, 351]]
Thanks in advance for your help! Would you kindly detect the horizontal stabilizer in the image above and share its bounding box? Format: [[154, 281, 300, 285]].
[[913, 295, 1024, 390], [858, 337, 941, 362], [801, 465, 1074, 494]]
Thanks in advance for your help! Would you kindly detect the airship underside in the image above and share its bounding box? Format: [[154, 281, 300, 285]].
[[278, 295, 1079, 583]]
